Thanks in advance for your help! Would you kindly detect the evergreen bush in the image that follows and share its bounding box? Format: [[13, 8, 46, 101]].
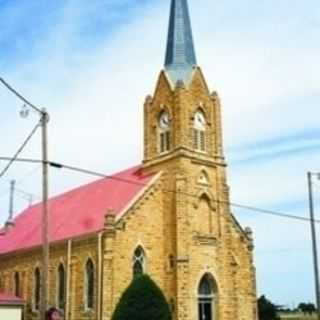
[[112, 274, 171, 320]]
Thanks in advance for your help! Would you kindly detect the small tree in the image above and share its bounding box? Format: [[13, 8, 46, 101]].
[[306, 303, 316, 315], [112, 275, 171, 320], [258, 295, 280, 320], [299, 302, 316, 315], [298, 303, 307, 314]]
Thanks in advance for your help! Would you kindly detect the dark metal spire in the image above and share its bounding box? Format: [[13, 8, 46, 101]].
[[165, 0, 197, 85]]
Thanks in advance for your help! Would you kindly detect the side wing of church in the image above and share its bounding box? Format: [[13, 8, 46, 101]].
[[0, 1, 258, 320]]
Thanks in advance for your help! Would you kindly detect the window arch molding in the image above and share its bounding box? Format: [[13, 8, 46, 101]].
[[158, 109, 172, 154], [132, 245, 146, 277], [193, 106, 207, 124], [197, 169, 211, 186], [84, 258, 95, 310], [193, 108, 207, 152], [57, 263, 66, 310], [193, 191, 215, 211], [197, 273, 219, 320]]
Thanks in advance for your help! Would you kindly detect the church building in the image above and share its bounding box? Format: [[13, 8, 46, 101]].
[[0, 0, 257, 319]]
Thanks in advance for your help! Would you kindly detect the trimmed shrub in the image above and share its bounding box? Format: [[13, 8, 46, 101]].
[[112, 275, 171, 320]]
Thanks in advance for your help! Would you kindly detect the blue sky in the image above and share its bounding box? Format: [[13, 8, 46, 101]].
[[0, 0, 319, 307]]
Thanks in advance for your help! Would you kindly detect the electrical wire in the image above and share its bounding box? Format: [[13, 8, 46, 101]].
[[51, 162, 319, 224], [16, 164, 42, 185], [15, 188, 40, 201], [0, 77, 43, 114], [0, 123, 40, 179], [0, 156, 317, 224], [0, 165, 41, 195]]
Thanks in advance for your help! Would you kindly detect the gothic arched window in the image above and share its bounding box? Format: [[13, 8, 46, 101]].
[[198, 274, 217, 320], [0, 274, 3, 291], [194, 110, 206, 152], [57, 264, 66, 310], [34, 268, 41, 311], [132, 246, 145, 277], [14, 272, 20, 297], [159, 111, 171, 153], [85, 259, 94, 310]]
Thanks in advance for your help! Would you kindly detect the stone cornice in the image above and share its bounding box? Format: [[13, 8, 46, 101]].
[[143, 147, 227, 169]]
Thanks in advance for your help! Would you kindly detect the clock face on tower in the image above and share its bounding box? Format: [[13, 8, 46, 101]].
[[194, 111, 206, 129], [159, 112, 170, 129]]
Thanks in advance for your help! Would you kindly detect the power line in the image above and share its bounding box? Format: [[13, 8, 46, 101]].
[[227, 202, 313, 223], [16, 164, 42, 185], [0, 157, 42, 165], [0, 123, 40, 179], [0, 165, 41, 194], [0, 77, 43, 114], [16, 187, 40, 200], [0, 156, 317, 224], [49, 162, 319, 224]]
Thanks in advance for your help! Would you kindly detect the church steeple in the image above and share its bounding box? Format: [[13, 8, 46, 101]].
[[143, 0, 225, 165], [164, 0, 197, 85]]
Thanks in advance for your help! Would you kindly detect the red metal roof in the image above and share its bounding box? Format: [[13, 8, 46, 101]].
[[0, 293, 24, 305], [0, 166, 155, 255]]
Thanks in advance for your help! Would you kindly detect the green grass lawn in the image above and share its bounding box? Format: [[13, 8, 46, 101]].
[[279, 313, 316, 319]]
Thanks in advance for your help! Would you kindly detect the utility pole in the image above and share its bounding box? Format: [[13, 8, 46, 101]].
[[307, 172, 320, 320], [40, 109, 49, 320], [0, 78, 50, 320], [9, 180, 15, 222], [5, 180, 16, 230]]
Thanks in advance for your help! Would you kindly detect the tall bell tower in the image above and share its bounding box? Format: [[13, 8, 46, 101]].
[[142, 1, 257, 319], [143, 0, 224, 167]]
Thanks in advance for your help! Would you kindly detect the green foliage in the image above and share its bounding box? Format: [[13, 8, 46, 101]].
[[112, 275, 171, 320], [258, 295, 280, 320], [298, 302, 316, 315]]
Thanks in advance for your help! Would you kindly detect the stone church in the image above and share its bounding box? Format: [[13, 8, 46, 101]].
[[0, 0, 257, 319]]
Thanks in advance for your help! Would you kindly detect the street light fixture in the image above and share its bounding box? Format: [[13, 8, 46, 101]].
[[0, 77, 50, 320]]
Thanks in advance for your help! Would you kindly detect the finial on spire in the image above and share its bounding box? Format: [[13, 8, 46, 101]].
[[165, 0, 197, 85]]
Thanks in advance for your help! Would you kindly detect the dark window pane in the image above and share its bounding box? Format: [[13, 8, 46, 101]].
[[194, 129, 198, 149], [165, 131, 170, 151], [204, 302, 212, 320], [200, 131, 205, 151], [14, 272, 20, 297], [58, 264, 65, 310], [35, 268, 41, 310], [86, 260, 94, 309], [133, 261, 143, 277], [198, 303, 203, 320], [199, 278, 212, 295], [160, 133, 165, 153]]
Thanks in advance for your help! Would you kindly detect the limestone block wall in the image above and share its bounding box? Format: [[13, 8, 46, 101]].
[[0, 236, 99, 320], [102, 176, 173, 319]]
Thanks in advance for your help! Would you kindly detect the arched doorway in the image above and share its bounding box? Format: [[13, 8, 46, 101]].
[[198, 273, 217, 320]]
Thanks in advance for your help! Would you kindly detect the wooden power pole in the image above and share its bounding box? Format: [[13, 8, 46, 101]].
[[307, 172, 320, 320], [5, 180, 16, 230], [40, 110, 49, 320]]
